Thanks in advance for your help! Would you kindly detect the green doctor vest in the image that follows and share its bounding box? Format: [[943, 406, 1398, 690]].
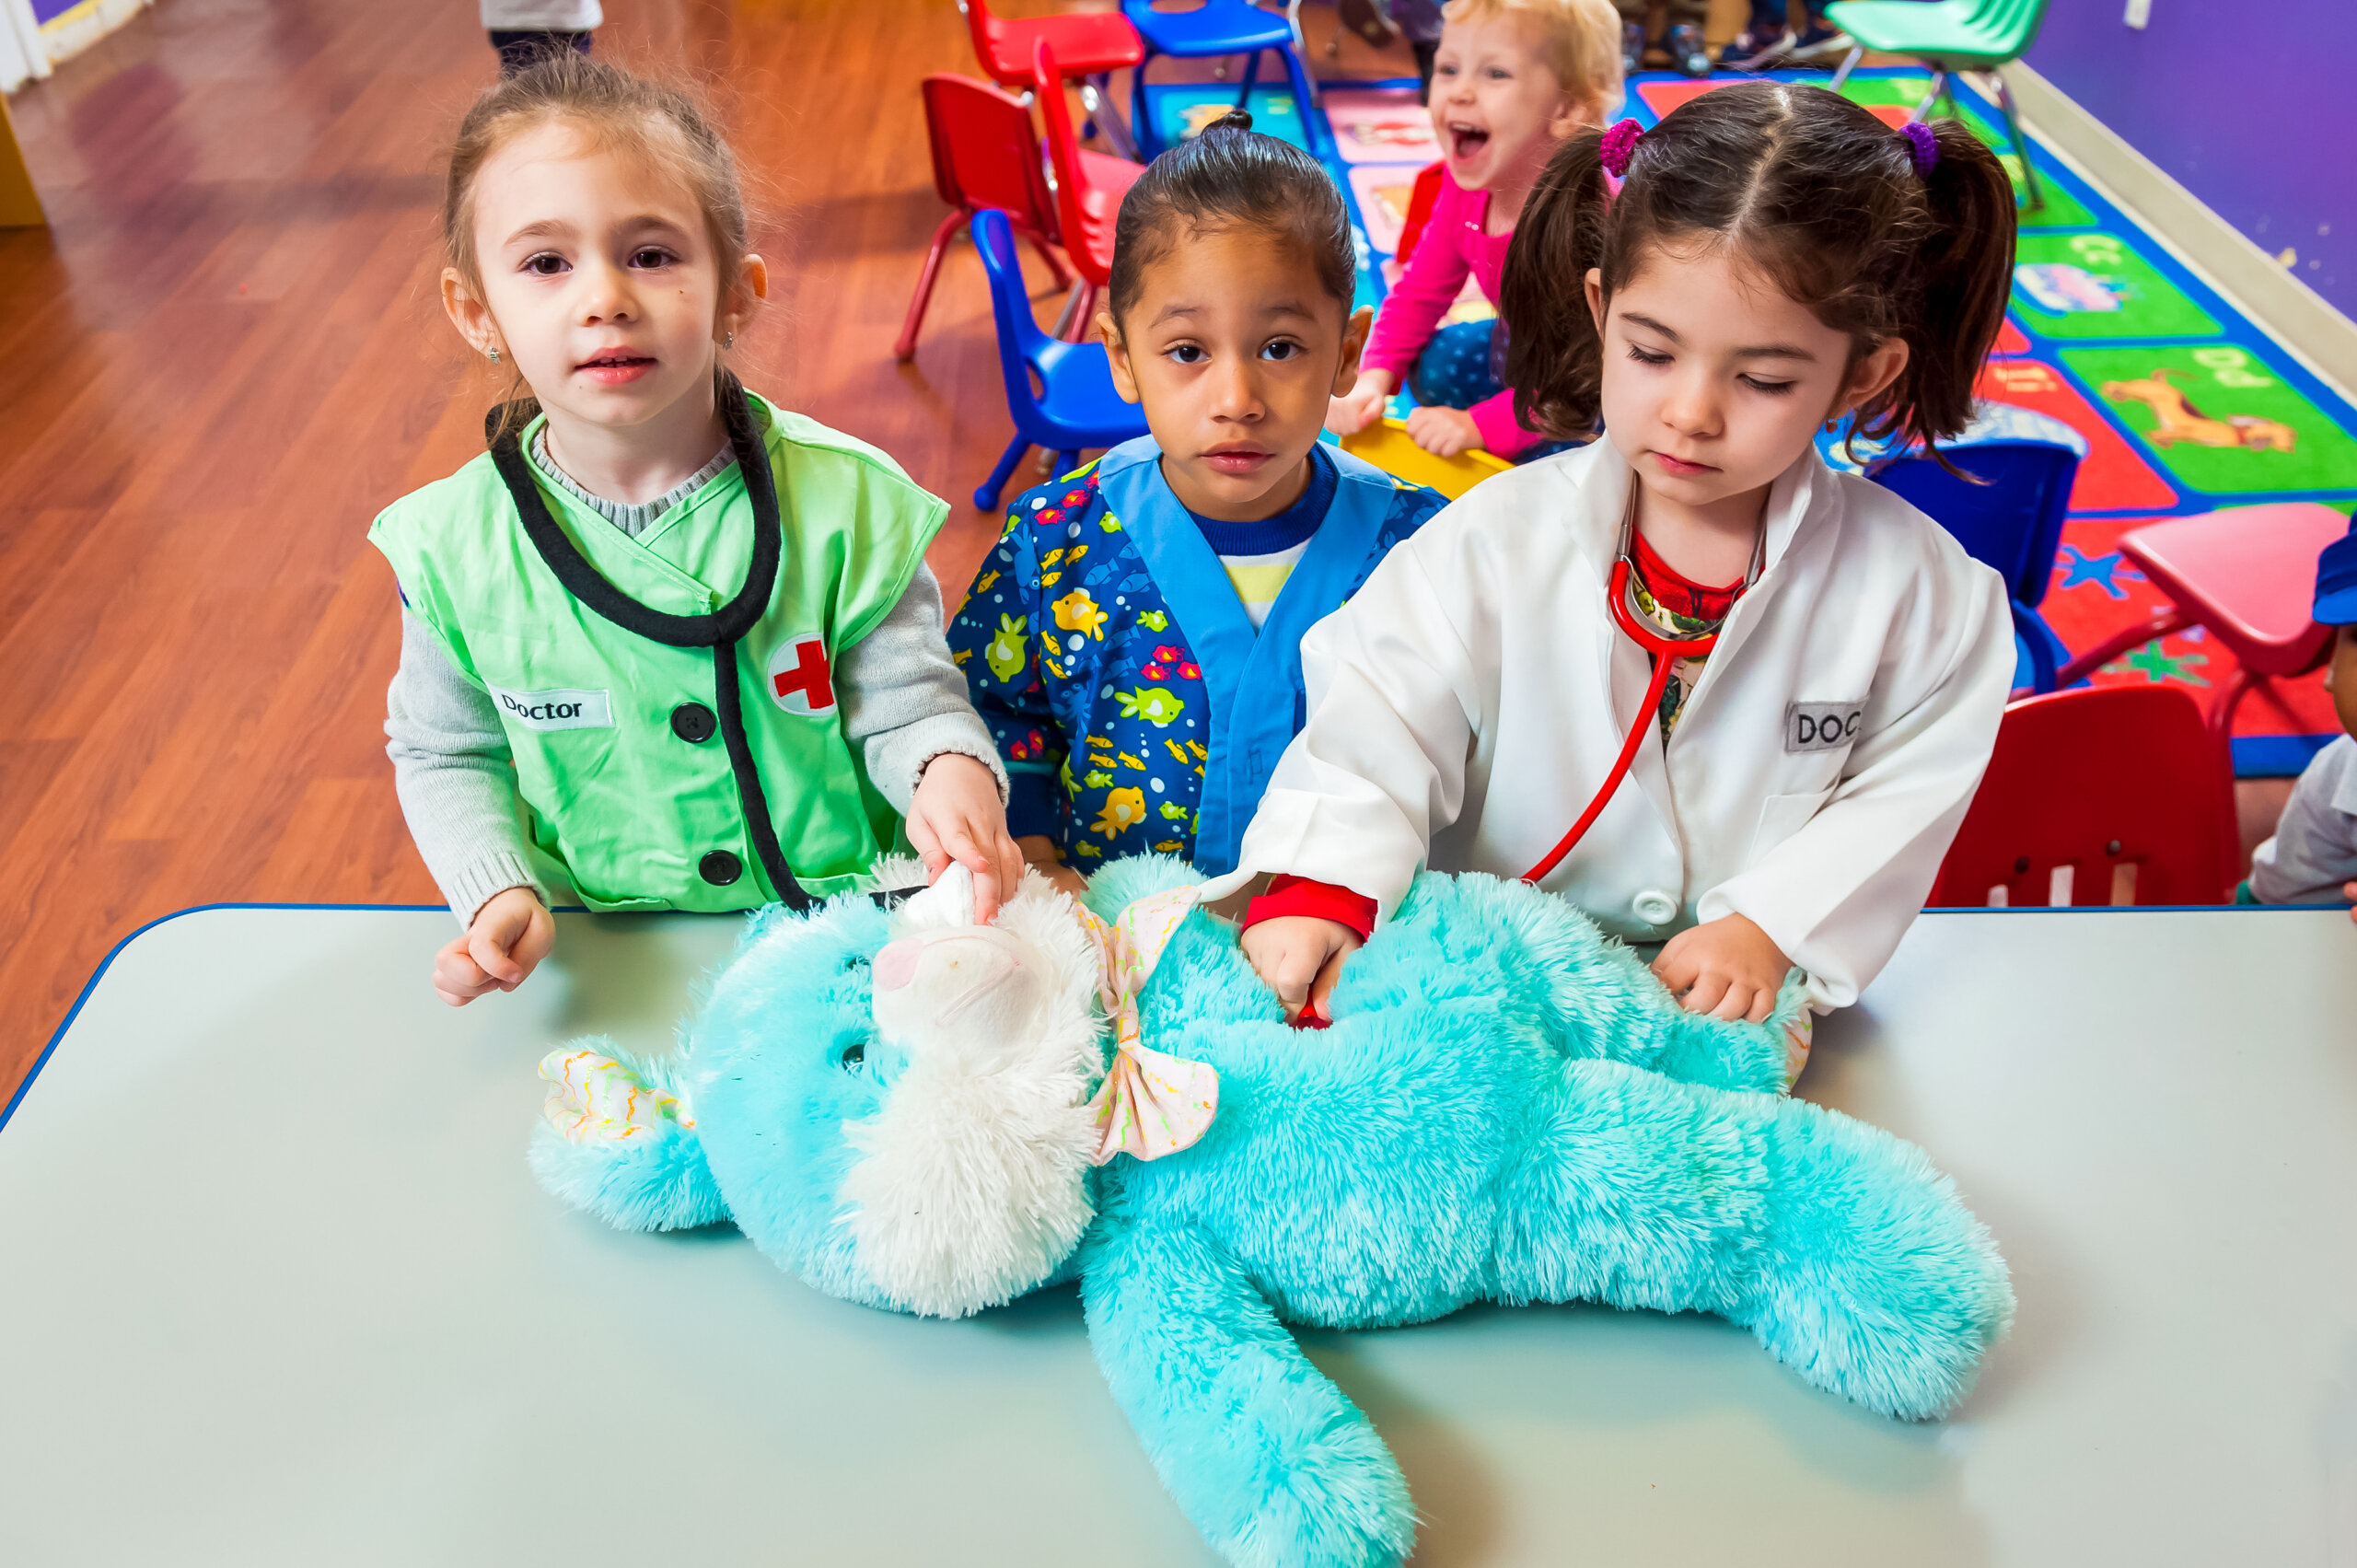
[[369, 387, 946, 912]]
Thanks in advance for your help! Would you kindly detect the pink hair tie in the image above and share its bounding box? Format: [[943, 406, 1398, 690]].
[[1901, 120, 1940, 177], [1599, 118, 1643, 179]]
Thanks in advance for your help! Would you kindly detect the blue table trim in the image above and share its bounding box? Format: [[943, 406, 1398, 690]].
[[0, 900, 588, 1135]]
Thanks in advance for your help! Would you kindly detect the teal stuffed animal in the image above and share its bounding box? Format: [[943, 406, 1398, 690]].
[[532, 856, 2012, 1567]]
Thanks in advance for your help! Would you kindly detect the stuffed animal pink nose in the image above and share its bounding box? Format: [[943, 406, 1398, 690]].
[[873, 937, 924, 993]]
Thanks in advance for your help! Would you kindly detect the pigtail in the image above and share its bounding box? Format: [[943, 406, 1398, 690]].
[[1502, 129, 1613, 442], [1887, 118, 2015, 448]]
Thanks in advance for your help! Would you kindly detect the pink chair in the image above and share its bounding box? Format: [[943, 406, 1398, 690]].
[[896, 74, 1074, 365], [2054, 503, 2347, 764]]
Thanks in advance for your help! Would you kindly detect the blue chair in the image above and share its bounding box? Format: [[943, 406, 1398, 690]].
[[1866, 438, 2079, 693], [1124, 0, 1329, 159], [970, 207, 1152, 515]]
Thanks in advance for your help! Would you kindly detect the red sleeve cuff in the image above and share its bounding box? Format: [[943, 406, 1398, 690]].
[[1241, 875, 1377, 940]]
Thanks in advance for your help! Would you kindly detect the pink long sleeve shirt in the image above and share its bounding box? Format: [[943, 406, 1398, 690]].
[[1358, 166, 1543, 459]]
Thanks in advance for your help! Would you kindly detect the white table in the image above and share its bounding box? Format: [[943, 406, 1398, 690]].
[[3, 905, 2353, 1565]]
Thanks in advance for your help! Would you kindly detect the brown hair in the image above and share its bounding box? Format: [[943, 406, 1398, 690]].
[[441, 52, 753, 445], [1500, 82, 2016, 453], [1107, 110, 1357, 328]]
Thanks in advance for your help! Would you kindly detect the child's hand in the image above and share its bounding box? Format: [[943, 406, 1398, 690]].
[[2346, 880, 2355, 923], [1403, 404, 1483, 459], [908, 752, 1024, 924], [1326, 369, 1397, 436], [434, 886, 553, 1007], [1017, 833, 1090, 900], [1651, 912, 1791, 1024], [1241, 915, 1363, 1026]]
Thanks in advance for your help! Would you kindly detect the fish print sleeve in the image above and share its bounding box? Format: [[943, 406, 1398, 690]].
[[945, 505, 1067, 842]]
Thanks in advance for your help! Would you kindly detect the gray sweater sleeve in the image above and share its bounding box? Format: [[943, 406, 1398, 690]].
[[385, 610, 549, 927], [385, 565, 1003, 926], [837, 563, 1008, 812]]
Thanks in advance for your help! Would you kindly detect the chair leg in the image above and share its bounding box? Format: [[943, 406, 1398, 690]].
[[1054, 450, 1080, 478], [893, 210, 965, 364], [1828, 44, 1864, 92], [1132, 46, 1159, 158], [1991, 69, 2047, 213], [2053, 606, 2194, 689], [976, 433, 1031, 515], [1082, 74, 1141, 161], [1235, 46, 1261, 111], [1913, 68, 1948, 120], [1277, 43, 1329, 155], [2207, 664, 2254, 772], [1020, 224, 1075, 291]]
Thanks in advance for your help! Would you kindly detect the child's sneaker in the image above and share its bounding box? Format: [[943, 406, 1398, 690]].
[[1666, 22, 1713, 76], [1786, 16, 1853, 64], [1621, 19, 1645, 77], [1717, 20, 1790, 69]]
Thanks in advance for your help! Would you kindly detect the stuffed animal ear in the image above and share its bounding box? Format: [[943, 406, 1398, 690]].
[[896, 862, 978, 932]]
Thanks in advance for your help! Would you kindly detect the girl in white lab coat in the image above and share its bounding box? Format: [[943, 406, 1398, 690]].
[[1227, 83, 2020, 1054]]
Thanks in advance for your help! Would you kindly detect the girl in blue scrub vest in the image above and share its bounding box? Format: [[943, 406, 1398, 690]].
[[947, 112, 1446, 883]]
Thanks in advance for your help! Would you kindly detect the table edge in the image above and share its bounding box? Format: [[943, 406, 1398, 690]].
[[7, 897, 2340, 1136]]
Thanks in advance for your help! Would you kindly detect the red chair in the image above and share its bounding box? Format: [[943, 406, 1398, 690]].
[[1391, 160, 1445, 266], [1034, 35, 1146, 334], [960, 0, 1144, 158], [1928, 685, 2235, 910], [2053, 503, 2347, 763], [897, 75, 1074, 365]]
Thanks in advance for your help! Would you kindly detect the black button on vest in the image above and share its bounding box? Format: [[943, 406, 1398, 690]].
[[670, 702, 717, 743], [699, 850, 742, 886]]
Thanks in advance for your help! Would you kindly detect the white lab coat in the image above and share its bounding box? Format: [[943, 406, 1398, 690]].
[[1219, 437, 2014, 1010]]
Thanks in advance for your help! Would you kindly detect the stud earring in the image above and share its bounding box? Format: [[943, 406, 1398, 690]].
[[725, 329, 736, 349], [488, 344, 500, 364]]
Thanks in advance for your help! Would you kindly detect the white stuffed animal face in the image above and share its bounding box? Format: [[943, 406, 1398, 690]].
[[837, 865, 1109, 1318]]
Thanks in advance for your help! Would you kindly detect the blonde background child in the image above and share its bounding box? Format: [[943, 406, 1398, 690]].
[[375, 57, 1018, 1005], [1325, 0, 1622, 461]]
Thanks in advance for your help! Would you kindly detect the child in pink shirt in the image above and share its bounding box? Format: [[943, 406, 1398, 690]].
[[1326, 0, 1620, 460]]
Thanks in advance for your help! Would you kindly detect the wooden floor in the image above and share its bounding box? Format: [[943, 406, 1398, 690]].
[[0, 0, 2300, 1108], [0, 0, 1416, 1105]]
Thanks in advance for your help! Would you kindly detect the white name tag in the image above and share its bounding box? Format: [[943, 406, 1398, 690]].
[[491, 685, 614, 732], [1785, 702, 1864, 753]]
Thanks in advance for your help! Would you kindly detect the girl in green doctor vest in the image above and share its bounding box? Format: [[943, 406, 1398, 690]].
[[373, 57, 1021, 1006]]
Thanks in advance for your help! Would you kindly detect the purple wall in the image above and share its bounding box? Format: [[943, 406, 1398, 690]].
[[2025, 0, 2356, 319]]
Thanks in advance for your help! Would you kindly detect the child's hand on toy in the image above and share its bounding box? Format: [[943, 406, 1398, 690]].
[[1017, 834, 1090, 900], [1651, 912, 1791, 1024], [1241, 915, 1363, 1027], [908, 752, 1024, 923], [1325, 369, 1396, 436], [434, 885, 553, 1007], [1403, 404, 1482, 459]]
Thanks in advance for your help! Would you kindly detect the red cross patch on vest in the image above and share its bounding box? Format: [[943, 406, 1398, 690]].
[[766, 635, 836, 717]]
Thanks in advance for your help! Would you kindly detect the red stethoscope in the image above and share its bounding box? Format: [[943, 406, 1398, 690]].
[[1521, 507, 1760, 887]]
